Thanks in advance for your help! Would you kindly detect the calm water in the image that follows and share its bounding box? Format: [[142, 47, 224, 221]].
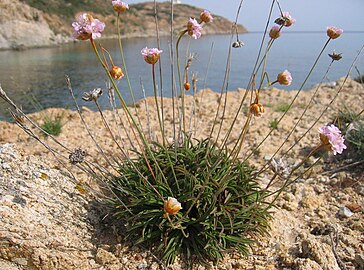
[[0, 32, 363, 121]]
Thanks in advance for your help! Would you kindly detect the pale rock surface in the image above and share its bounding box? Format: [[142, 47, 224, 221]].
[[0, 143, 94, 269], [0, 0, 65, 49], [0, 79, 363, 269]]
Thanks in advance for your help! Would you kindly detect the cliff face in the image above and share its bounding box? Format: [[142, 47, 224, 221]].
[[0, 0, 247, 50], [0, 0, 66, 49]]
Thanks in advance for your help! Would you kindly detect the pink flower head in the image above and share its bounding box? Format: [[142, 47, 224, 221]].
[[112, 0, 129, 13], [277, 70, 292, 86], [72, 13, 105, 40], [187, 18, 203, 39], [282, 12, 296, 27], [200, 10, 213, 23], [319, 124, 347, 155], [326, 26, 343, 39], [141, 47, 163, 65], [269, 25, 281, 39]]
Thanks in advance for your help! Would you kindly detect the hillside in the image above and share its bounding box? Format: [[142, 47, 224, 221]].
[[0, 0, 247, 50]]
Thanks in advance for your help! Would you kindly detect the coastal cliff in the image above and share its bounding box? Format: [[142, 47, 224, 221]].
[[0, 0, 247, 50]]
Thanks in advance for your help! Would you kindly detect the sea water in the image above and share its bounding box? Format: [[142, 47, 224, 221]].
[[0, 32, 363, 121]]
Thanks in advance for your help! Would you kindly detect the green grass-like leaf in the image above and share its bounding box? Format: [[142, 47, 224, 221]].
[[275, 102, 291, 113], [269, 118, 279, 129], [108, 137, 272, 267], [41, 116, 63, 136]]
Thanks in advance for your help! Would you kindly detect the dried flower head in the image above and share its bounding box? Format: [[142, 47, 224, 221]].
[[82, 88, 103, 102], [200, 10, 213, 23], [164, 197, 182, 217], [250, 103, 265, 117], [232, 41, 244, 48], [69, 148, 87, 165], [141, 47, 163, 65], [326, 26, 343, 40], [319, 124, 347, 155], [72, 13, 105, 40], [269, 25, 281, 39], [277, 70, 292, 86], [112, 0, 129, 13], [187, 18, 203, 39], [275, 12, 296, 27], [328, 51, 342, 61], [110, 66, 124, 80], [270, 157, 291, 178]]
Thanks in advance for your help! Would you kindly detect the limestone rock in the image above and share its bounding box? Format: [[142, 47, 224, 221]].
[[0, 143, 94, 269], [301, 234, 340, 270], [0, 0, 65, 49]]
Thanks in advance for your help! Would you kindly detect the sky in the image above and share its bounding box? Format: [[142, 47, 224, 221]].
[[126, 0, 364, 32]]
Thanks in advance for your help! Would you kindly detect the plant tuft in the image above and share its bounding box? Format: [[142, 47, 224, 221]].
[[40, 115, 63, 136], [109, 136, 271, 266]]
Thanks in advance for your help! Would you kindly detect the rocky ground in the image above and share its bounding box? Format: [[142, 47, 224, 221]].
[[0, 78, 363, 269]]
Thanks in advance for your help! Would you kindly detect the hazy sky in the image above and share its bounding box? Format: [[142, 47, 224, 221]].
[[126, 0, 364, 32]]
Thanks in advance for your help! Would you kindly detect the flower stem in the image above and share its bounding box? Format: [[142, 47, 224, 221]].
[[176, 30, 188, 135], [243, 38, 332, 163]]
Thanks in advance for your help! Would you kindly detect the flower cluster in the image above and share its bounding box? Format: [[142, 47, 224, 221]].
[[187, 18, 203, 39], [269, 25, 281, 39], [270, 12, 295, 40], [200, 10, 213, 23], [250, 103, 265, 117], [72, 13, 105, 40], [164, 197, 182, 217], [275, 11, 296, 27], [326, 26, 343, 39], [319, 124, 347, 155], [112, 0, 129, 13], [277, 70, 293, 86], [186, 10, 213, 39], [141, 47, 163, 65], [110, 65, 124, 80]]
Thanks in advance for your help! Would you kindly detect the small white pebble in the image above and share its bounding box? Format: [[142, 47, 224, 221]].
[[338, 207, 354, 218]]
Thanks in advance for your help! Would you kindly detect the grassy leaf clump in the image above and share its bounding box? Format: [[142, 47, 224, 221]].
[[109, 137, 271, 266], [41, 116, 63, 136]]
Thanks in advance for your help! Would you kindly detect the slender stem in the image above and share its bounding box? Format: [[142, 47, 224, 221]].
[[176, 30, 188, 136], [116, 13, 145, 134], [152, 64, 166, 145], [221, 0, 275, 147], [90, 38, 175, 196], [153, 0, 165, 136], [243, 38, 332, 163], [265, 145, 324, 207], [255, 60, 335, 177]]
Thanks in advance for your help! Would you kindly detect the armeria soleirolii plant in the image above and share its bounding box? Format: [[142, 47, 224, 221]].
[[0, 0, 363, 268], [110, 137, 270, 265]]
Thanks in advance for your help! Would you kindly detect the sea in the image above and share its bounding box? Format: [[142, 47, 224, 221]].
[[0, 32, 363, 121]]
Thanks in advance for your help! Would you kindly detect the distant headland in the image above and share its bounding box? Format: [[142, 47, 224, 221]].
[[0, 0, 247, 50]]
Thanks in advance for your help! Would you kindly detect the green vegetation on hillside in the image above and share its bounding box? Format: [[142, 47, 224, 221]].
[[20, 0, 113, 18]]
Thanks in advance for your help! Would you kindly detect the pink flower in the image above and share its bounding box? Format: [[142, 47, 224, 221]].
[[200, 10, 213, 23], [141, 47, 163, 65], [269, 25, 281, 39], [326, 26, 343, 39], [319, 124, 347, 155], [72, 13, 105, 40], [112, 0, 129, 13], [277, 70, 292, 85], [187, 18, 203, 39], [282, 12, 296, 27]]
